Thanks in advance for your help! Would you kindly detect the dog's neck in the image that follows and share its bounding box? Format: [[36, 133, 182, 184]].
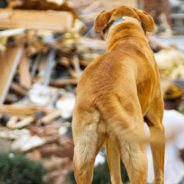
[[104, 17, 148, 51], [104, 16, 142, 37]]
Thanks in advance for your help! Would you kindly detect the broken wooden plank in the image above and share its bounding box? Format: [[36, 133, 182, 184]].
[[50, 78, 78, 87], [58, 57, 78, 78], [7, 116, 19, 128], [8, 116, 35, 129], [0, 105, 52, 116], [71, 55, 82, 79], [0, 46, 23, 104], [11, 83, 28, 97], [0, 9, 73, 31], [18, 52, 32, 89], [37, 110, 61, 125]]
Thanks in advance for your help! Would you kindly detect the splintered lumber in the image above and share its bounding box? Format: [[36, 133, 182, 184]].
[[8, 116, 35, 129], [0, 9, 73, 31], [37, 110, 61, 125], [7, 116, 19, 128], [11, 83, 28, 97], [71, 55, 81, 79], [18, 53, 32, 89], [50, 79, 78, 87], [0, 47, 23, 104], [0, 105, 51, 116]]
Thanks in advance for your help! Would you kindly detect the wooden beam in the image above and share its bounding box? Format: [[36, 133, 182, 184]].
[[8, 116, 35, 129], [0, 46, 23, 104], [0, 105, 52, 116], [0, 9, 73, 31], [50, 78, 78, 87], [11, 83, 28, 97], [18, 52, 32, 89]]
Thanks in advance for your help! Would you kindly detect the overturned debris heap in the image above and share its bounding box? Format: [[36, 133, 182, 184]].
[[0, 0, 106, 184]]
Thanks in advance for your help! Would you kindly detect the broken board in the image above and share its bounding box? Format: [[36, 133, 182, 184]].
[[0, 46, 23, 104], [0, 9, 73, 31]]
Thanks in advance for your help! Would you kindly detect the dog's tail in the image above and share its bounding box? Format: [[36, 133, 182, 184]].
[[96, 97, 164, 145]]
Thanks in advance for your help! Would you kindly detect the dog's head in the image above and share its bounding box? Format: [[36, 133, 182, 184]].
[[94, 6, 154, 37]]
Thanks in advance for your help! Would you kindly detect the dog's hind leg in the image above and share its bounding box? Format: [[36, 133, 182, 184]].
[[105, 117, 147, 182], [106, 135, 123, 184], [72, 110, 105, 184], [145, 96, 165, 184], [120, 140, 147, 184], [98, 96, 147, 184]]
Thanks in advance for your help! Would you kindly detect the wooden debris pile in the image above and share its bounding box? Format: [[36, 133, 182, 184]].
[[0, 1, 106, 183]]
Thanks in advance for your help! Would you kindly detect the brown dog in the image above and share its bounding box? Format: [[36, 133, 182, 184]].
[[72, 5, 165, 184]]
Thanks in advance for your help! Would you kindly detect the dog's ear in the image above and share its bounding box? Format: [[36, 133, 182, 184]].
[[134, 9, 155, 32], [94, 10, 112, 33]]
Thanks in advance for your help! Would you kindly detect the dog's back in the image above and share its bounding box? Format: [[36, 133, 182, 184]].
[[75, 37, 159, 121]]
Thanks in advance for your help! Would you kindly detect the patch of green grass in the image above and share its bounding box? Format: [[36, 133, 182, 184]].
[[0, 152, 47, 184]]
